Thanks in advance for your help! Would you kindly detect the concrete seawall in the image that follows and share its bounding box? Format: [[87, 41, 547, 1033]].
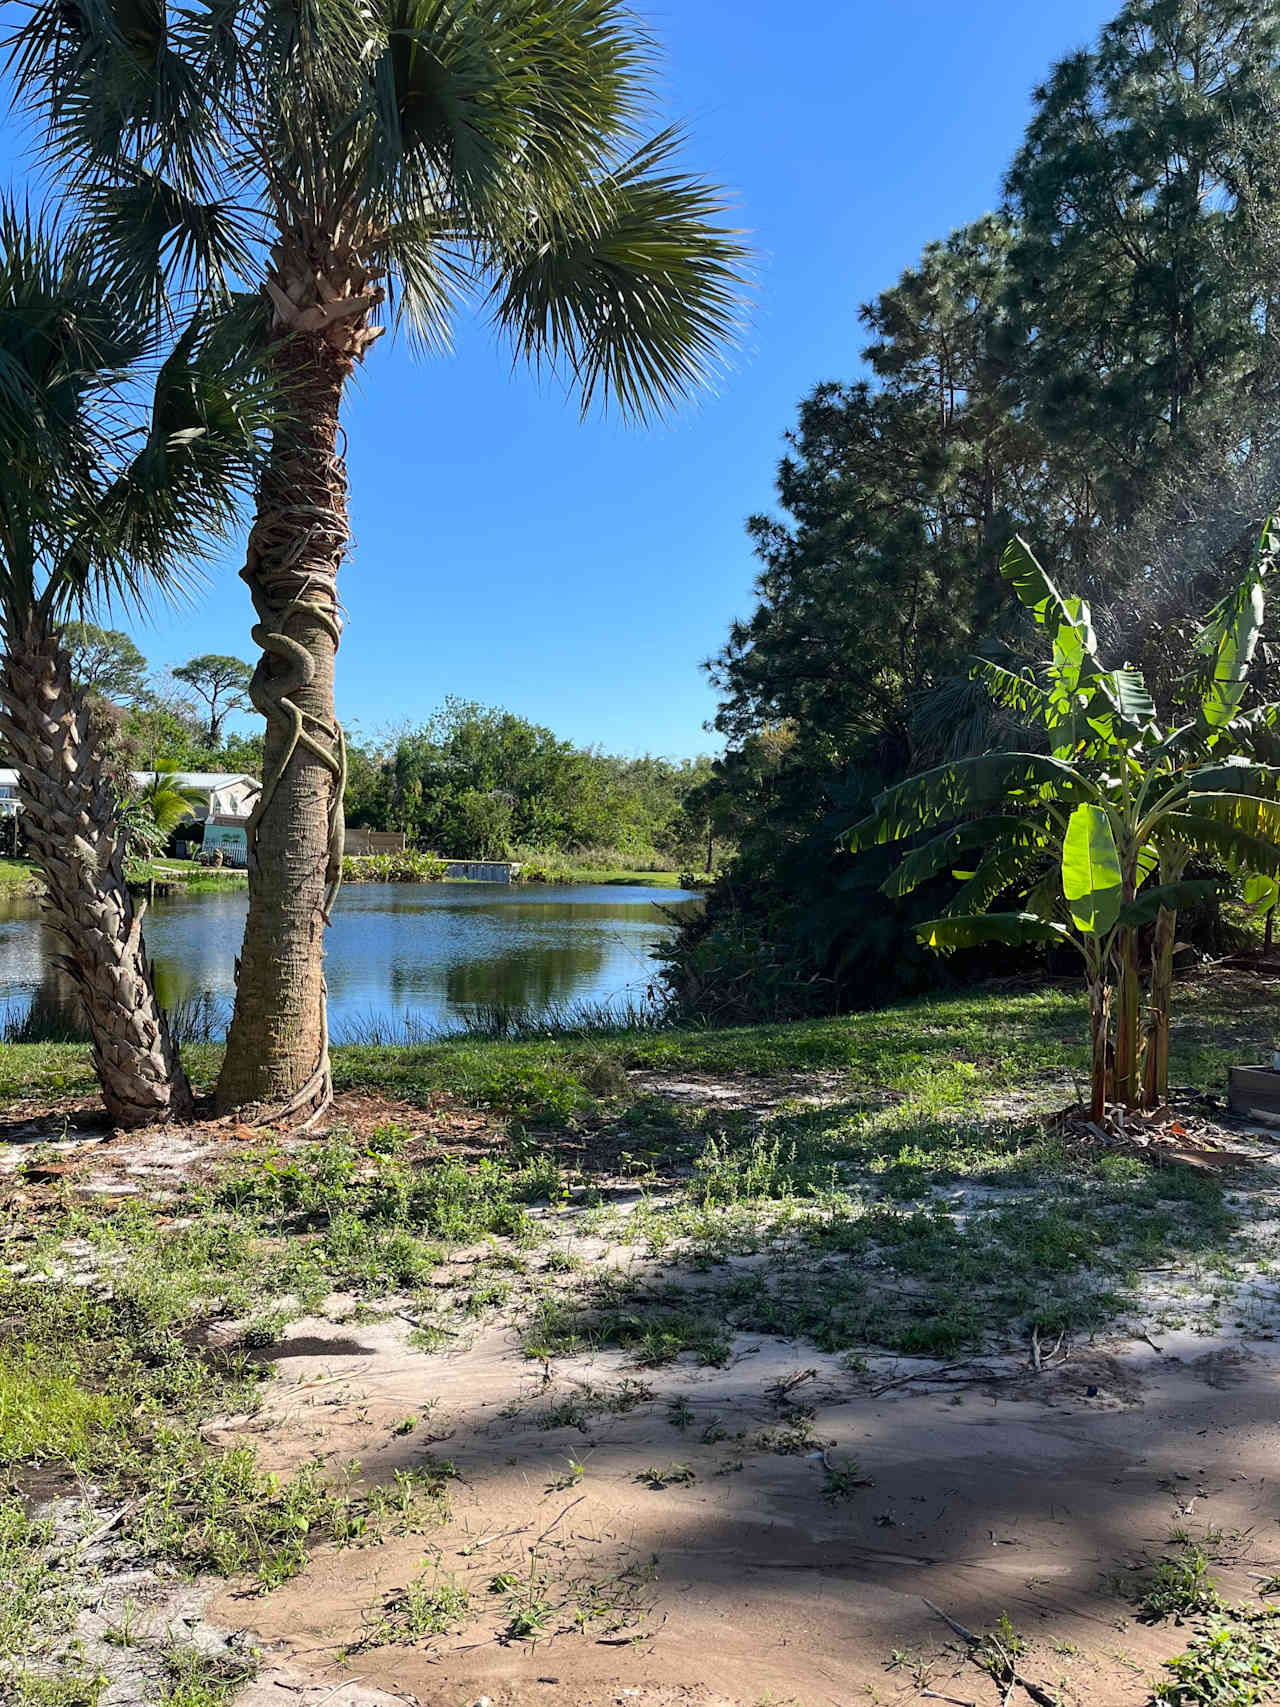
[[441, 860, 518, 884]]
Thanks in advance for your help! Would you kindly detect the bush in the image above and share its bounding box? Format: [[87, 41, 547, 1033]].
[[341, 851, 447, 883]]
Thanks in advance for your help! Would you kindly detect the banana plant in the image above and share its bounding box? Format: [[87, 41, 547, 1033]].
[[849, 524, 1280, 1122]]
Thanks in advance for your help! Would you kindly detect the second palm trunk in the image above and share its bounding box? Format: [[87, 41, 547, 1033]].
[[0, 615, 193, 1126]]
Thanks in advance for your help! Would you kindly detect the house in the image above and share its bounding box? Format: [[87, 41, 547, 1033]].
[[137, 772, 261, 867], [133, 772, 261, 824], [0, 769, 261, 865]]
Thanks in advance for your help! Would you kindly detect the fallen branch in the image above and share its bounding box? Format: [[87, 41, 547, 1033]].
[[921, 1598, 1060, 1707], [870, 1361, 981, 1398]]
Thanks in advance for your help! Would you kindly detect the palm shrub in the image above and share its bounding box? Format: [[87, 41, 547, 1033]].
[[0, 209, 266, 1125], [120, 761, 206, 863], [850, 529, 1280, 1122], [10, 0, 750, 1121]]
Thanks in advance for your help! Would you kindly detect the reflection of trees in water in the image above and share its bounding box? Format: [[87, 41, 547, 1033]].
[[9, 945, 88, 1040], [442, 942, 611, 1010], [1, 887, 694, 1035]]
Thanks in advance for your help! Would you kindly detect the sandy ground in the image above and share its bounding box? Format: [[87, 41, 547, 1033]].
[[8, 1084, 1280, 1706], [193, 1309, 1280, 1707]]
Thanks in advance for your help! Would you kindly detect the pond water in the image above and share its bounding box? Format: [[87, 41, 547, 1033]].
[[0, 881, 700, 1039]]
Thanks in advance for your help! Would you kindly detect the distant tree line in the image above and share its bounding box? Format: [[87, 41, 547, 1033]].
[[665, 0, 1280, 1021], [6, 642, 714, 870], [31, 623, 265, 778], [345, 698, 714, 867]]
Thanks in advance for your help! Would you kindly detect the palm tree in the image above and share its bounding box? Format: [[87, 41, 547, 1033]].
[[8, 0, 750, 1122], [125, 761, 208, 858], [0, 208, 266, 1126]]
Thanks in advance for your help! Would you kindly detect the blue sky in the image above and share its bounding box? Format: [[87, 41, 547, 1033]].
[[1, 0, 1119, 758]]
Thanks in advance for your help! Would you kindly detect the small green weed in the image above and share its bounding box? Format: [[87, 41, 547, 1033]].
[[639, 1461, 695, 1489], [1138, 1547, 1223, 1623], [1154, 1611, 1280, 1704], [821, 1455, 872, 1501], [361, 1567, 469, 1646]]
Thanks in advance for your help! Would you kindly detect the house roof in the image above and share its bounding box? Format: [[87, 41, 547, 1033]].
[[0, 769, 260, 794], [130, 771, 261, 792]]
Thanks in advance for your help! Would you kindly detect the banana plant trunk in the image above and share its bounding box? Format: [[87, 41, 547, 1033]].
[[1087, 975, 1111, 1124], [215, 329, 352, 1121], [1143, 904, 1177, 1109], [0, 614, 193, 1126], [1113, 924, 1142, 1111]]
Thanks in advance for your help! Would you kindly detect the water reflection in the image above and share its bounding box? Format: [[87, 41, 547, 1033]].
[[0, 882, 697, 1037]]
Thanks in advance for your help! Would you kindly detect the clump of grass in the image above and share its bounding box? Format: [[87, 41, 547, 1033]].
[[0, 1351, 132, 1468], [821, 1455, 872, 1501], [1138, 1546, 1224, 1623], [0, 1498, 65, 1664], [522, 1290, 732, 1367], [527, 1379, 654, 1431], [360, 1567, 469, 1647], [638, 1462, 694, 1489], [136, 1442, 453, 1591]]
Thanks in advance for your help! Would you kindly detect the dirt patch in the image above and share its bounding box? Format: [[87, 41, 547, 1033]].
[[10, 1075, 1280, 1705], [188, 1310, 1280, 1707]]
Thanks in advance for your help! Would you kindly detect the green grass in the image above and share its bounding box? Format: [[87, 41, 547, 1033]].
[[0, 856, 40, 889], [124, 858, 246, 889]]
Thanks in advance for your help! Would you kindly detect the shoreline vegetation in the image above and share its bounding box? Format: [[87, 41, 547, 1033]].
[[339, 849, 691, 887], [0, 852, 697, 898]]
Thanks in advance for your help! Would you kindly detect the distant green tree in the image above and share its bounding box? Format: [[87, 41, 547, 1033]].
[[119, 689, 212, 772], [64, 621, 147, 702], [172, 653, 253, 745], [342, 703, 710, 863]]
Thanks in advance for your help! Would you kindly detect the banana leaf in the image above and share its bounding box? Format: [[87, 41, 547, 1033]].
[[916, 912, 1073, 953]]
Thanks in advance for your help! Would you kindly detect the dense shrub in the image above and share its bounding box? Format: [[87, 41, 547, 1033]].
[[341, 851, 447, 883]]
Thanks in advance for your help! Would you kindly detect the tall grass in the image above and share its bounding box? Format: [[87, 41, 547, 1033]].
[[165, 992, 229, 1046], [0, 989, 229, 1045], [333, 992, 668, 1047], [0, 991, 88, 1043]]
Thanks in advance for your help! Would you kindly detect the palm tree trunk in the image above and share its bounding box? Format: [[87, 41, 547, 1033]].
[[0, 614, 193, 1126], [215, 334, 350, 1121]]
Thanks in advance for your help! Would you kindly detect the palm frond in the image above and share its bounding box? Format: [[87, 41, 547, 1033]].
[[486, 126, 749, 422], [968, 656, 1051, 724]]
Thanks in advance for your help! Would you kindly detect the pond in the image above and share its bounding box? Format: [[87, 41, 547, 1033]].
[[0, 881, 701, 1039]]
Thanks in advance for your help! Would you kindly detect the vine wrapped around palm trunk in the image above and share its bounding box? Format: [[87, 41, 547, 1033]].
[[9, 0, 751, 1120]]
